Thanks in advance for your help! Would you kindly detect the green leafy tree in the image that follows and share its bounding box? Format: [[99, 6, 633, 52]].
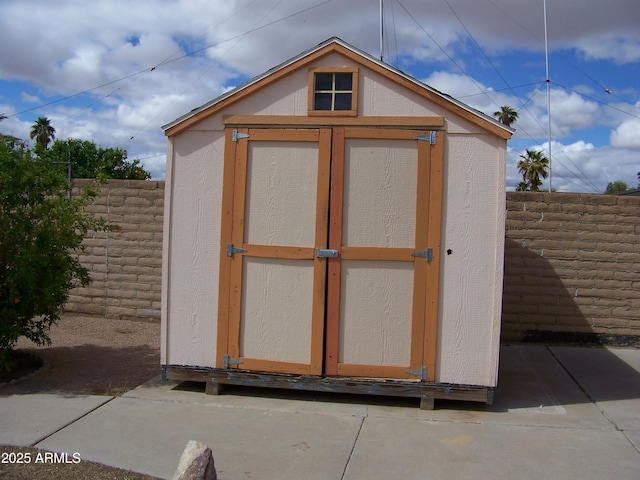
[[29, 116, 56, 152], [0, 139, 115, 370], [493, 105, 519, 127], [605, 181, 629, 194], [44, 138, 151, 180], [517, 149, 549, 192], [0, 114, 19, 146]]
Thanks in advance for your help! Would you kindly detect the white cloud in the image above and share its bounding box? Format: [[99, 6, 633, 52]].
[[422, 73, 605, 143], [20, 93, 40, 104], [610, 119, 640, 149], [577, 36, 640, 64], [424, 71, 491, 100], [422, 71, 517, 116], [547, 89, 600, 135]]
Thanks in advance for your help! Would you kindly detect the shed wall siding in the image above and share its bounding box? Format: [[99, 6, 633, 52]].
[[437, 134, 505, 386], [163, 132, 504, 384], [163, 131, 224, 368]]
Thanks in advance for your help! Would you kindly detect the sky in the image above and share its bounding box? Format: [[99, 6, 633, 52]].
[[1, 0, 639, 193]]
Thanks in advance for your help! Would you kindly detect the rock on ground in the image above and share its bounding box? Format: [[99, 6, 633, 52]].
[[172, 440, 216, 480]]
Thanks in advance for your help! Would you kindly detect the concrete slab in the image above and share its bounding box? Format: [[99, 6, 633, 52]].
[[2, 345, 638, 479], [0, 394, 112, 447], [345, 416, 640, 480], [36, 395, 364, 480], [625, 430, 640, 453], [124, 375, 372, 418], [364, 346, 612, 429], [550, 346, 640, 430]]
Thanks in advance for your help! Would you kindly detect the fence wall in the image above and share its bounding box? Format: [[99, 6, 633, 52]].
[[65, 182, 640, 341], [502, 192, 640, 341], [65, 179, 164, 321]]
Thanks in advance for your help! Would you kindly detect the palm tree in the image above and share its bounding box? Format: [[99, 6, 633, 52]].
[[493, 105, 519, 127], [30, 116, 56, 151], [517, 149, 549, 192]]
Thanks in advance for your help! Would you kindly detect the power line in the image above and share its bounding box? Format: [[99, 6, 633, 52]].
[[149, 0, 333, 71], [146, 0, 261, 78], [551, 81, 640, 121], [448, 0, 612, 193], [510, 84, 602, 194], [443, 0, 556, 163], [395, 0, 600, 193], [7, 68, 149, 118], [395, 0, 502, 113], [8, 0, 334, 122], [129, 0, 285, 142], [484, 0, 623, 103], [454, 82, 546, 99]]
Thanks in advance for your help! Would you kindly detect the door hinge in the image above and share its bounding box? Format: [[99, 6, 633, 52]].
[[223, 354, 243, 369], [316, 248, 339, 258], [411, 248, 433, 262], [406, 366, 428, 381], [226, 243, 247, 257], [414, 131, 437, 144], [232, 129, 250, 142]]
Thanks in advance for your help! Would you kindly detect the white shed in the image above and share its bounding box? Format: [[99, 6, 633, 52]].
[[161, 38, 512, 408]]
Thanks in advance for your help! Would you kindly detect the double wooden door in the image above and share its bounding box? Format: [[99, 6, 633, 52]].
[[217, 125, 443, 381]]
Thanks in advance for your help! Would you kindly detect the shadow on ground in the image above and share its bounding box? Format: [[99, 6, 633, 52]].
[[0, 343, 160, 396], [500, 238, 640, 411]]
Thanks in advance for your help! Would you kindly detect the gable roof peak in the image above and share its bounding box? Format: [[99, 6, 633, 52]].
[[163, 37, 512, 140]]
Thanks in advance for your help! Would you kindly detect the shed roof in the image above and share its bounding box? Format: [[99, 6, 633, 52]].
[[163, 37, 513, 140]]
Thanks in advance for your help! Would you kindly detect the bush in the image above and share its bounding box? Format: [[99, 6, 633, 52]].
[[0, 139, 114, 371]]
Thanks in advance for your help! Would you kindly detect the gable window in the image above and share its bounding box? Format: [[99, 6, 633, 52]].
[[308, 67, 358, 116]]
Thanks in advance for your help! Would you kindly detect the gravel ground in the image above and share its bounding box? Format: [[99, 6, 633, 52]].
[[1, 314, 160, 396]]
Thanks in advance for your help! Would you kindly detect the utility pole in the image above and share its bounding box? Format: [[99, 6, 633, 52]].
[[544, 0, 552, 192]]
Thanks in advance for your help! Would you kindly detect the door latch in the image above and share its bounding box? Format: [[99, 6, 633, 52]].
[[316, 248, 339, 258]]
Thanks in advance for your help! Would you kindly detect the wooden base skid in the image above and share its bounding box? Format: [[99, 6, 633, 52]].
[[163, 366, 494, 410]]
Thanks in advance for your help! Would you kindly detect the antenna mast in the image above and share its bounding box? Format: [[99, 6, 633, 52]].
[[379, 0, 384, 61], [544, 0, 552, 192]]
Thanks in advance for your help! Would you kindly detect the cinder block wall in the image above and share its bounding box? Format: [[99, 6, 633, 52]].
[[65, 179, 164, 321], [502, 192, 640, 341], [64, 182, 640, 340]]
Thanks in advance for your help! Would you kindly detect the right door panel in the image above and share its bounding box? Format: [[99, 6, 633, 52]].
[[326, 128, 443, 381]]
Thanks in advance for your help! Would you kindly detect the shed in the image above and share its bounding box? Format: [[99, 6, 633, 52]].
[[161, 38, 512, 408]]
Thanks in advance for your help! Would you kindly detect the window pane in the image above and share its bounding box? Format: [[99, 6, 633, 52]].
[[334, 73, 353, 91], [314, 93, 332, 110], [315, 73, 333, 91], [334, 93, 352, 110]]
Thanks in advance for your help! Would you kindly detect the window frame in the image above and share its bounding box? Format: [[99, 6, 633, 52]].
[[308, 67, 359, 117]]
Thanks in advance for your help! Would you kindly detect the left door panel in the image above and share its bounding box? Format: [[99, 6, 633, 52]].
[[218, 128, 331, 375]]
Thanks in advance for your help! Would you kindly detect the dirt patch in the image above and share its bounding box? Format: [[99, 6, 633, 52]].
[[0, 315, 163, 479], [0, 445, 161, 480], [0, 315, 161, 396]]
